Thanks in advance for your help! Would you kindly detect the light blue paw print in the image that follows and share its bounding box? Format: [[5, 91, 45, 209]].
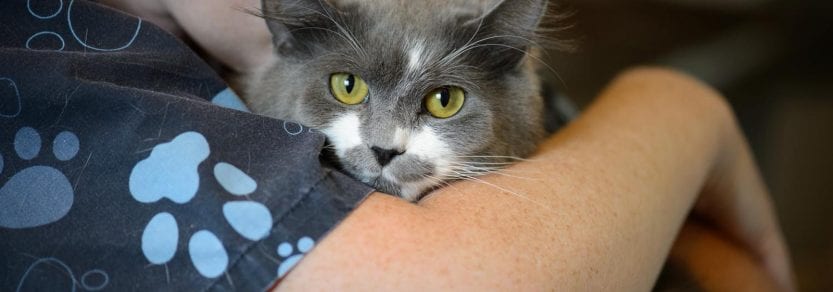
[[132, 131, 275, 278], [277, 237, 315, 278], [129, 131, 209, 204], [0, 127, 79, 229], [210, 88, 250, 113]]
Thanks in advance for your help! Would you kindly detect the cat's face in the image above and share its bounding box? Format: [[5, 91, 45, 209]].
[[247, 0, 548, 200]]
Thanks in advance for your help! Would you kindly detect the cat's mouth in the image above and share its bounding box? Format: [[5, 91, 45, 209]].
[[321, 141, 439, 201], [371, 173, 437, 202]]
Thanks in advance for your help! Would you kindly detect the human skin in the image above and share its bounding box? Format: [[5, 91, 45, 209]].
[[100, 0, 795, 290], [98, 0, 274, 74], [668, 219, 781, 291]]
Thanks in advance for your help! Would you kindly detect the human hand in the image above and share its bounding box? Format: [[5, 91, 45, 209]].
[[100, 0, 273, 74]]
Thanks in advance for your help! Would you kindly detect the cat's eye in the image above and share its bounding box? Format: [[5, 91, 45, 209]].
[[330, 73, 369, 105], [424, 86, 465, 118]]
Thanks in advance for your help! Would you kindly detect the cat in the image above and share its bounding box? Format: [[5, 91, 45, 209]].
[[244, 0, 555, 201]]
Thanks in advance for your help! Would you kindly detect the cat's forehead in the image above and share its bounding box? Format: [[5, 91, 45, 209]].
[[339, 0, 494, 41], [329, 1, 493, 83], [337, 0, 495, 19]]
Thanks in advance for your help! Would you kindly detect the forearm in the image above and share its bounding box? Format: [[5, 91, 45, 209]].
[[276, 68, 785, 290]]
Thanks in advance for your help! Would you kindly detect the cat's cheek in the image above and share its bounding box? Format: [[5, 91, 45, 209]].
[[340, 148, 382, 181], [320, 112, 364, 157], [405, 126, 455, 177], [405, 127, 452, 161]]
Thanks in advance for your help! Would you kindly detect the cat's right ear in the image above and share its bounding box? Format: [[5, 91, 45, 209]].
[[463, 0, 550, 71], [260, 0, 340, 57]]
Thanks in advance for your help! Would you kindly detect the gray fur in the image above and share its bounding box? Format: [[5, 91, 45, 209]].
[[245, 0, 549, 200]]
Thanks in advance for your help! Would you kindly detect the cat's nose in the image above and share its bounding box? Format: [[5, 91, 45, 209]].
[[371, 146, 403, 166]]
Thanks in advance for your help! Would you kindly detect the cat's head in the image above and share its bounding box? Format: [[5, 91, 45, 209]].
[[247, 0, 550, 200]]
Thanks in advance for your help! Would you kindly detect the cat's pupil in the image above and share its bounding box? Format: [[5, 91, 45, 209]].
[[344, 75, 355, 93], [439, 88, 450, 107]]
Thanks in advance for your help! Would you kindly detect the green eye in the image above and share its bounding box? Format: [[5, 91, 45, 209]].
[[330, 73, 369, 105], [424, 86, 465, 118]]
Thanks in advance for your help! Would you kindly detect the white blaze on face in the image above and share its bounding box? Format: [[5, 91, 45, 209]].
[[321, 112, 363, 157], [407, 43, 426, 73]]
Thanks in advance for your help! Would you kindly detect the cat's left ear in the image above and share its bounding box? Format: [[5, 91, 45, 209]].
[[465, 0, 549, 70]]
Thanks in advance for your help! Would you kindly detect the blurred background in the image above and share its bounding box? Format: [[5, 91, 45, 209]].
[[544, 0, 832, 290]]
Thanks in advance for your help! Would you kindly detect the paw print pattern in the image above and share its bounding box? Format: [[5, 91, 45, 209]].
[[277, 237, 315, 278], [132, 131, 275, 278], [129, 132, 209, 204], [25, 0, 142, 52], [0, 127, 80, 229]]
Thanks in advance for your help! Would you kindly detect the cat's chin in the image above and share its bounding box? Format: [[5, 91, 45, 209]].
[[393, 180, 436, 202], [362, 174, 435, 202], [334, 149, 442, 202]]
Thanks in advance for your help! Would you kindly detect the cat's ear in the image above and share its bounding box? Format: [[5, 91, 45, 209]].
[[261, 0, 341, 57], [466, 0, 549, 70]]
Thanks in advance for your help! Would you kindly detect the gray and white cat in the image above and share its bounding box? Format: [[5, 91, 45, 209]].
[[245, 0, 552, 201]]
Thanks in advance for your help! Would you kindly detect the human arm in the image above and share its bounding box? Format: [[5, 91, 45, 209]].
[[273, 67, 793, 290]]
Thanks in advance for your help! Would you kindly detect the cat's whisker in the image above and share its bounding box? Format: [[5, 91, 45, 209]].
[[455, 169, 538, 177], [321, 9, 368, 59], [450, 155, 537, 162], [472, 34, 545, 51], [439, 34, 540, 68], [448, 166, 503, 171], [424, 173, 457, 190], [450, 164, 538, 181], [416, 173, 466, 200], [461, 170, 536, 181], [435, 14, 486, 69], [278, 3, 368, 59], [450, 163, 540, 173], [446, 171, 550, 210], [463, 13, 486, 51], [449, 161, 517, 166], [460, 42, 565, 87], [435, 30, 566, 87]]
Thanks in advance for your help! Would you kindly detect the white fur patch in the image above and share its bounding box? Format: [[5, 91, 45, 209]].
[[321, 113, 363, 157], [407, 126, 453, 179], [392, 127, 411, 150], [408, 126, 448, 159], [407, 43, 426, 73]]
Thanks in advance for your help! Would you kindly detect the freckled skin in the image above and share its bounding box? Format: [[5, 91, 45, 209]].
[[245, 0, 548, 199]]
